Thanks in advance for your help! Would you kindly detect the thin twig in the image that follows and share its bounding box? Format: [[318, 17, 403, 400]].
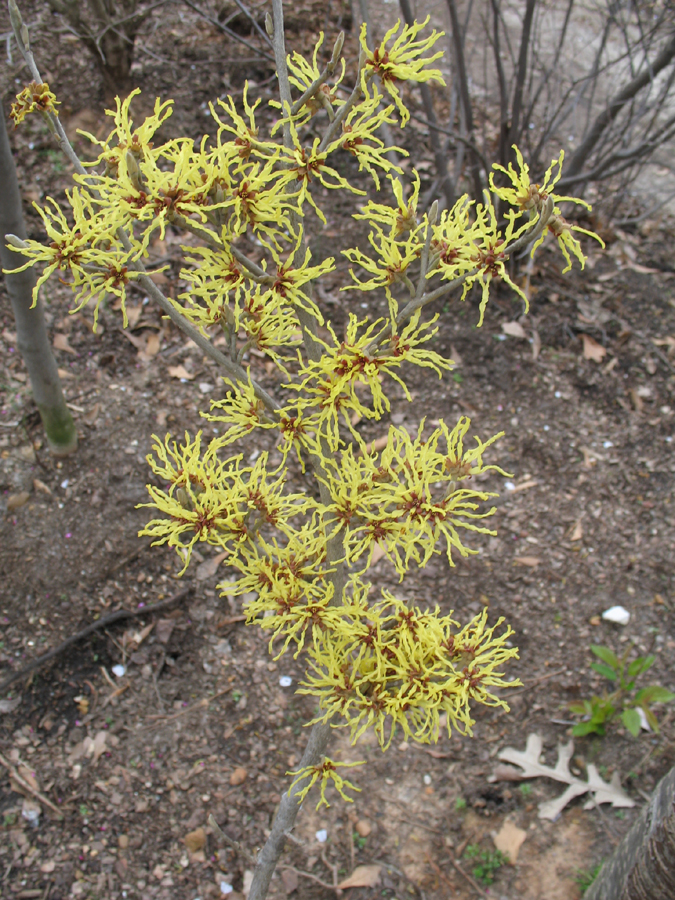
[[429, 853, 488, 898], [144, 686, 232, 728], [509, 667, 567, 694], [208, 813, 258, 866], [278, 864, 337, 892], [0, 752, 64, 818], [415, 201, 438, 302], [180, 0, 274, 62], [0, 588, 192, 695]]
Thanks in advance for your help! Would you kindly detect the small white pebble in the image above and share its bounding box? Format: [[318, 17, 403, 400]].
[[199, 382, 214, 394], [543, 425, 550, 431], [504, 481, 516, 492], [316, 829, 328, 843], [603, 440, 614, 448], [554, 391, 562, 398], [602, 606, 630, 626], [279, 675, 292, 688], [423, 774, 432, 785], [60, 479, 69, 489], [112, 664, 126, 677], [220, 882, 233, 895]]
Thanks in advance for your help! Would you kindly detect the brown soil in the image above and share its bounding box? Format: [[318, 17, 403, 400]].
[[1, 4, 675, 900]]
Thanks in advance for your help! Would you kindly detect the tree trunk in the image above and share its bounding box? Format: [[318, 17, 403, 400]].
[[0, 106, 78, 456], [585, 763, 675, 900]]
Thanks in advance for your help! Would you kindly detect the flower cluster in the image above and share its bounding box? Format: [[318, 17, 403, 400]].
[[3, 16, 606, 794], [323, 416, 508, 576], [299, 591, 520, 747]]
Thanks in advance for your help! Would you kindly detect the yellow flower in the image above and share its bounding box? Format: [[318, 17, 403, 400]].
[[490, 145, 589, 214], [285, 33, 346, 119], [355, 171, 421, 236], [454, 198, 529, 326], [360, 18, 445, 124], [286, 758, 364, 809], [10, 81, 60, 126], [79, 89, 173, 171], [325, 418, 504, 576], [210, 83, 278, 161], [535, 211, 605, 273], [326, 92, 405, 189], [343, 227, 422, 321]]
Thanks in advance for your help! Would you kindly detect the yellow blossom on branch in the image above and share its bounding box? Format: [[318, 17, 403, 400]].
[[359, 18, 446, 124], [10, 81, 60, 126], [287, 758, 365, 809]]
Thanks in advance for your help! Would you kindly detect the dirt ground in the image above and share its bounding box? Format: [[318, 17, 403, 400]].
[[1, 3, 675, 899]]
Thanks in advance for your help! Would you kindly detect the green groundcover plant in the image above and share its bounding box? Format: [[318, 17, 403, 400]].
[[4, 0, 604, 888], [570, 644, 675, 737]]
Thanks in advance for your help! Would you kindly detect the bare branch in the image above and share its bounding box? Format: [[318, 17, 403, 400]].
[[180, 0, 274, 63], [564, 30, 675, 181]]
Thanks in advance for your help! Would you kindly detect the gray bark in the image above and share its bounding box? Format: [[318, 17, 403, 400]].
[[247, 722, 332, 900], [585, 764, 675, 900], [0, 106, 78, 456]]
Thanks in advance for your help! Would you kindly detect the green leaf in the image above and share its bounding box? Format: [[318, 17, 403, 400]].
[[635, 686, 675, 705], [590, 662, 619, 682], [572, 720, 604, 737], [591, 645, 619, 670], [621, 708, 642, 737], [569, 703, 587, 715], [628, 656, 655, 678]]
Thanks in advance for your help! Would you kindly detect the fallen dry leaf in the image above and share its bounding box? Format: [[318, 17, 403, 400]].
[[338, 865, 381, 889], [243, 871, 254, 895], [145, 332, 161, 357], [281, 868, 299, 893], [0, 697, 21, 714], [230, 767, 248, 786], [532, 329, 541, 360], [125, 305, 142, 328], [629, 388, 644, 412], [168, 364, 194, 380], [16, 765, 39, 792], [493, 820, 527, 863], [196, 551, 228, 581], [6, 492, 30, 512], [184, 827, 206, 853], [499, 733, 634, 820], [502, 321, 527, 339], [156, 409, 169, 427], [581, 333, 607, 362], [514, 556, 541, 567], [57, 367, 74, 379], [155, 618, 176, 645], [569, 519, 583, 542], [53, 333, 77, 355]]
